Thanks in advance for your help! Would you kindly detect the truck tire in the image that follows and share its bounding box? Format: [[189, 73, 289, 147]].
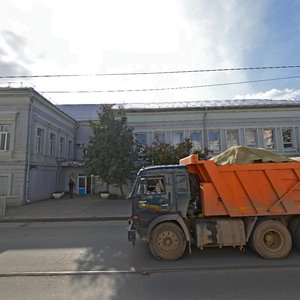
[[288, 217, 300, 249], [250, 220, 292, 259], [148, 222, 186, 261]]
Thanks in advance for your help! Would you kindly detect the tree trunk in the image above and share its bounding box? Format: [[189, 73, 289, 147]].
[[119, 183, 124, 197]]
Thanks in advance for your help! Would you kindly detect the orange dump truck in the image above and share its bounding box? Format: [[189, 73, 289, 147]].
[[128, 151, 300, 260]]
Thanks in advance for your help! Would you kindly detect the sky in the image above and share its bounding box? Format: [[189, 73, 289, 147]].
[[0, 0, 300, 105]]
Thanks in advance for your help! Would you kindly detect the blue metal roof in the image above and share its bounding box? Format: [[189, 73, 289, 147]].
[[57, 104, 102, 121], [56, 99, 300, 121]]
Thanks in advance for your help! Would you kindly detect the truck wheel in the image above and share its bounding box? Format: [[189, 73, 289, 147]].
[[288, 217, 300, 249], [149, 222, 186, 261], [250, 220, 292, 259]]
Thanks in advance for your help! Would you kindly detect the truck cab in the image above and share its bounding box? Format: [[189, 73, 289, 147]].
[[128, 165, 203, 260], [128, 166, 191, 233]]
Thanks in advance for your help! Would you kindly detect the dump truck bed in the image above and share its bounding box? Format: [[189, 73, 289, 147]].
[[180, 155, 300, 217]]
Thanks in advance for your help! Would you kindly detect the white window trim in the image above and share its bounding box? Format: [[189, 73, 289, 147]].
[[154, 131, 166, 143], [208, 129, 221, 152], [0, 132, 10, 151], [59, 136, 66, 158], [68, 140, 73, 158], [244, 128, 258, 147], [0, 173, 12, 196], [226, 128, 240, 149], [171, 130, 184, 145], [189, 130, 203, 151], [49, 132, 57, 156], [281, 127, 296, 151], [263, 128, 277, 151], [36, 127, 45, 154]]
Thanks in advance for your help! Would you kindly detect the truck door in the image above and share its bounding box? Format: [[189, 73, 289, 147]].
[[174, 173, 191, 217], [136, 175, 172, 227]]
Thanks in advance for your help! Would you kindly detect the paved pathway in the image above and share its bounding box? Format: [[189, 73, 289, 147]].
[[0, 194, 131, 222]]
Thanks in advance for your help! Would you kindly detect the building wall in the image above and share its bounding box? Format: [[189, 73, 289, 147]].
[[0, 88, 77, 206], [0, 89, 31, 206], [1, 90, 300, 206], [127, 105, 300, 157]]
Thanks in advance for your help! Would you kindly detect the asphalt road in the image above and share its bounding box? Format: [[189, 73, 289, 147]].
[[1, 221, 300, 300]]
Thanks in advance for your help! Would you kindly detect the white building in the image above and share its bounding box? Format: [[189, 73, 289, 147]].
[[1, 87, 300, 206]]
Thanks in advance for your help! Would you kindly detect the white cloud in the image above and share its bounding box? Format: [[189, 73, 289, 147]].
[[1, 0, 298, 104], [235, 89, 300, 100]]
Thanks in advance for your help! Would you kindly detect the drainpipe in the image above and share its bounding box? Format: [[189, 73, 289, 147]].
[[25, 96, 33, 204], [203, 107, 208, 150]]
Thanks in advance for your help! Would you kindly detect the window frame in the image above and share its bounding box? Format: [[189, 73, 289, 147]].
[[68, 140, 73, 158], [226, 129, 239, 148], [263, 128, 276, 150], [154, 131, 166, 143], [281, 127, 296, 151], [0, 125, 11, 151], [36, 127, 45, 154], [59, 136, 66, 157], [190, 130, 203, 151], [208, 129, 221, 152], [49, 132, 56, 156], [244, 128, 258, 147], [171, 131, 184, 146]]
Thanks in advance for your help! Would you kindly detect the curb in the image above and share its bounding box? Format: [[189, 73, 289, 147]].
[[0, 216, 129, 223]]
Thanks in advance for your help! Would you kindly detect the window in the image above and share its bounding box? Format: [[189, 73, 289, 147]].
[[135, 132, 147, 154], [68, 140, 73, 158], [154, 131, 166, 143], [135, 132, 147, 145], [282, 128, 294, 149], [208, 129, 221, 152], [171, 131, 184, 145], [226, 129, 239, 148], [245, 129, 257, 147], [36, 128, 45, 153], [190, 130, 202, 151], [0, 125, 11, 151], [263, 128, 276, 149], [50, 133, 56, 156], [146, 177, 165, 194], [59, 137, 65, 157], [0, 176, 9, 195], [175, 174, 188, 197]]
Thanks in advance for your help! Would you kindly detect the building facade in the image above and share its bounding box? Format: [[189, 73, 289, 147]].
[[0, 88, 76, 206], [124, 100, 300, 156], [1, 88, 300, 206]]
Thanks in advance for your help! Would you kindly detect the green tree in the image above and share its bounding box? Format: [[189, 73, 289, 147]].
[[144, 138, 193, 165], [84, 105, 136, 196]]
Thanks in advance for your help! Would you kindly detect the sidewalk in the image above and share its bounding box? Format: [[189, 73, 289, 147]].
[[0, 194, 131, 223]]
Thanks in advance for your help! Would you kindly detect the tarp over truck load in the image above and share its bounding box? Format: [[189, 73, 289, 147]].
[[210, 146, 293, 165], [180, 150, 300, 218]]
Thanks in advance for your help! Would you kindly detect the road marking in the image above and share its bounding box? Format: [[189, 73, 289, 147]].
[[1, 264, 300, 277]]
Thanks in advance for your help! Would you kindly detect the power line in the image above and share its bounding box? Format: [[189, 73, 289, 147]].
[[40, 75, 300, 94], [1, 65, 300, 79]]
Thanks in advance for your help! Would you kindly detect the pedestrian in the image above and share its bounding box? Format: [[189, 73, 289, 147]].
[[68, 179, 75, 198]]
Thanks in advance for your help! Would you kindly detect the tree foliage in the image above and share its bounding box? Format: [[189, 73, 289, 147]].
[[139, 138, 212, 166], [143, 138, 194, 165], [84, 105, 136, 195]]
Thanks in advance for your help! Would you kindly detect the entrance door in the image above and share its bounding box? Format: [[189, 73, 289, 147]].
[[78, 176, 87, 195], [87, 176, 95, 194]]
